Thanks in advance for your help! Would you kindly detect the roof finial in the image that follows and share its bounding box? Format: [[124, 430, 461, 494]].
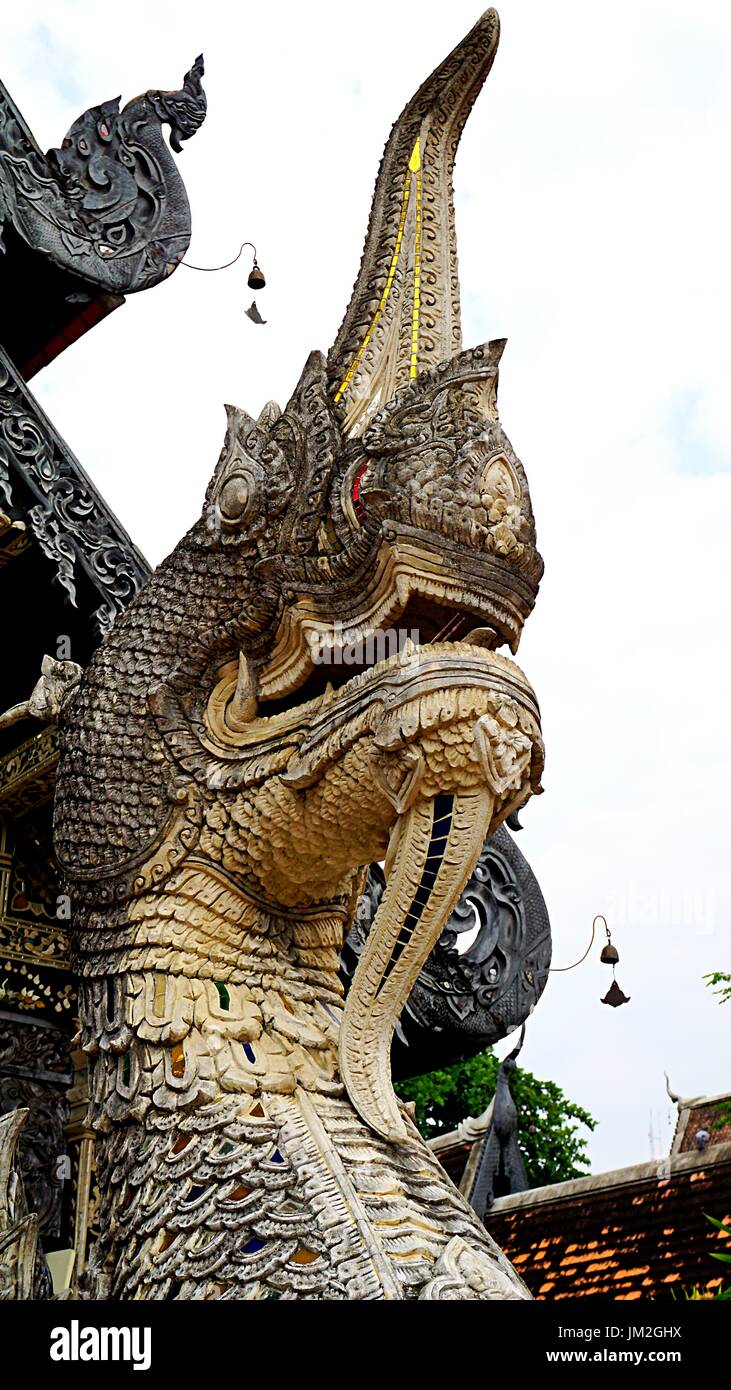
[[664, 1071, 682, 1107]]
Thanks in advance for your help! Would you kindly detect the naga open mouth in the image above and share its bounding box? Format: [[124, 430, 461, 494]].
[[255, 590, 502, 717]]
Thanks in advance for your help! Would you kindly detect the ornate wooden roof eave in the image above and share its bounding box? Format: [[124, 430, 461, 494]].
[[0, 343, 151, 638], [0, 56, 206, 378], [0, 55, 206, 291], [0, 723, 59, 817]]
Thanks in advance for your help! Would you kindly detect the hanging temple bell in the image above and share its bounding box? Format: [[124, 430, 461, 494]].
[[247, 258, 266, 291], [596, 915, 630, 1007]]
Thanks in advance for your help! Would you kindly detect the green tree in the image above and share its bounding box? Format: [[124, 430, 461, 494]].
[[396, 1048, 596, 1187], [702, 971, 731, 1134], [703, 970, 731, 1005]]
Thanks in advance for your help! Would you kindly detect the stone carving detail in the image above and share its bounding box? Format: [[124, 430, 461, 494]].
[[0, 1018, 73, 1246], [0, 655, 83, 733], [457, 1028, 530, 1218], [0, 802, 73, 985], [328, 12, 501, 434], [0, 508, 29, 566], [0, 1016, 71, 1074], [0, 346, 149, 634], [0, 1072, 70, 1238], [0, 1108, 51, 1299], [8, 805, 61, 925], [418, 1233, 528, 1300], [54, 9, 548, 1301], [0, 57, 206, 292]]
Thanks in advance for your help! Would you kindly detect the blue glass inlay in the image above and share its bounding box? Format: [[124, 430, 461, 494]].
[[242, 1237, 267, 1254], [243, 1043, 256, 1063]]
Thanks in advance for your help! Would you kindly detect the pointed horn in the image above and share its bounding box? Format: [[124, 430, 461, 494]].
[[508, 1023, 526, 1062], [339, 787, 495, 1142], [327, 9, 501, 434], [225, 652, 258, 731]]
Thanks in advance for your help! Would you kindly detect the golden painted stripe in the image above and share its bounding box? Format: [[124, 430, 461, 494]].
[[410, 140, 422, 379], [335, 138, 421, 403], [373, 1216, 442, 1233]]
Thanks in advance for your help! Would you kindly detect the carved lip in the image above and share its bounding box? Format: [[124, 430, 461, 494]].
[[256, 531, 538, 707], [277, 641, 543, 809]]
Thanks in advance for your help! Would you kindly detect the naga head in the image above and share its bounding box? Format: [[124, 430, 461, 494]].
[[201, 8, 542, 716]]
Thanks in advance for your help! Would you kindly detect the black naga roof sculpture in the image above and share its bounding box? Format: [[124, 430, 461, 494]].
[[0, 56, 206, 377]]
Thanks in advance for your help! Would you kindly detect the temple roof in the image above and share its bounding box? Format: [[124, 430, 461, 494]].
[[670, 1089, 731, 1154], [432, 1088, 731, 1300], [487, 1139, 731, 1301], [0, 349, 150, 764]]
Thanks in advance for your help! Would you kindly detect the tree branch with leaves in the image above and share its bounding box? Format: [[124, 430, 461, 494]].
[[396, 1047, 596, 1187]]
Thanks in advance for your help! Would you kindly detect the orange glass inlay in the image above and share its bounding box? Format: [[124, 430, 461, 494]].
[[229, 1184, 252, 1202]]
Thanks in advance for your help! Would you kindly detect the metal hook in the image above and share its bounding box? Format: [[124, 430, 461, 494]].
[[182, 241, 258, 272], [549, 914, 609, 973]]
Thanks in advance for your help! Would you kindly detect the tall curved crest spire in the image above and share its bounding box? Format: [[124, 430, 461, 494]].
[[327, 8, 501, 435]]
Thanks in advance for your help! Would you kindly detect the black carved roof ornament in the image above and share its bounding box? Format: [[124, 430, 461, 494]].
[[0, 347, 150, 646], [0, 56, 206, 377], [1, 53, 205, 284], [462, 1027, 530, 1219]]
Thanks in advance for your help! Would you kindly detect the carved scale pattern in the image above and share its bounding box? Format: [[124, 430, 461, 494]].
[[86, 1087, 518, 1301]]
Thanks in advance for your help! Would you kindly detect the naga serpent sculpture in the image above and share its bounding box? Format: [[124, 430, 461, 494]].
[[53, 9, 547, 1300]]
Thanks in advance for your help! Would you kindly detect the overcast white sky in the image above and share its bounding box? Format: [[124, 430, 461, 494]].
[[4, 1, 730, 1175]]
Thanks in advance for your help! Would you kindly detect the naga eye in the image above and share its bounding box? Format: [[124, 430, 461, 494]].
[[218, 474, 253, 524], [351, 462, 369, 521]]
